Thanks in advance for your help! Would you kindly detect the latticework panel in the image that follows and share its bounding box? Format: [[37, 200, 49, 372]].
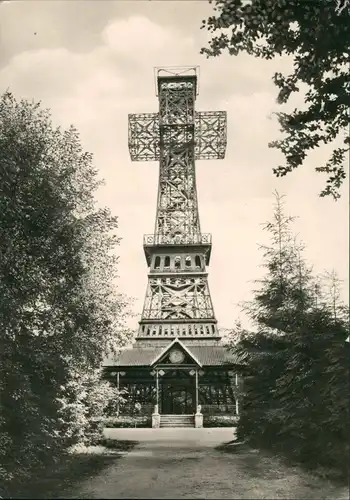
[[128, 111, 226, 161], [198, 384, 237, 406], [143, 233, 211, 246], [158, 83, 195, 126], [128, 113, 159, 161], [194, 111, 227, 160], [138, 322, 218, 338], [141, 276, 215, 321], [155, 146, 200, 241]]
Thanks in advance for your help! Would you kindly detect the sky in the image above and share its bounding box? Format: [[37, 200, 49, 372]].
[[0, 0, 348, 332]]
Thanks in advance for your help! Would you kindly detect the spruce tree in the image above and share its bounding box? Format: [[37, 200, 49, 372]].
[[235, 191, 308, 443], [232, 191, 349, 476]]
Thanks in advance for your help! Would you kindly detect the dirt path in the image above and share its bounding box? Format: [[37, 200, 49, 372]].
[[67, 428, 348, 499]]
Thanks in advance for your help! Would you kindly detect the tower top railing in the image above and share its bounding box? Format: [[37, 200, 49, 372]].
[[154, 66, 200, 96], [143, 233, 212, 247]]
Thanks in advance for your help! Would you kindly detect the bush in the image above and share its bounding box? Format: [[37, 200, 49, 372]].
[[57, 368, 130, 445], [104, 416, 151, 428], [203, 415, 239, 427]]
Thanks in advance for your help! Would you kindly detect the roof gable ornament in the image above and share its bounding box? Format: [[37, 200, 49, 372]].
[[150, 338, 203, 367]]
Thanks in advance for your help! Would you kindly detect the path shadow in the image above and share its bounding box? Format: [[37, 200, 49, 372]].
[[5, 440, 139, 499], [100, 438, 139, 452], [215, 439, 290, 481], [215, 439, 249, 453]]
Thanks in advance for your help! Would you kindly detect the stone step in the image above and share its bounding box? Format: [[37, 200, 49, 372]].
[[160, 425, 193, 428], [161, 417, 194, 420], [160, 422, 194, 427], [160, 420, 194, 422], [161, 419, 194, 423], [161, 415, 194, 418], [160, 414, 195, 428], [160, 421, 193, 424]]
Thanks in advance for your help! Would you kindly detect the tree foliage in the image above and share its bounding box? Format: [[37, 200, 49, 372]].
[[201, 0, 350, 199], [57, 367, 127, 447], [231, 192, 349, 477], [244, 192, 320, 334], [0, 92, 132, 489]]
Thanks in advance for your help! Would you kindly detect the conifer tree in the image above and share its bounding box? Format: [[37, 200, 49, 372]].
[[242, 191, 315, 333], [234, 191, 307, 442], [232, 191, 349, 476]]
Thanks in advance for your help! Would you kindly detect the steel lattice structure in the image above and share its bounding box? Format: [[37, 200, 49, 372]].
[[128, 67, 227, 341]]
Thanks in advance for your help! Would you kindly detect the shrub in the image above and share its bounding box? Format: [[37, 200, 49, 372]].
[[57, 368, 125, 446], [203, 415, 239, 427], [104, 415, 151, 428]]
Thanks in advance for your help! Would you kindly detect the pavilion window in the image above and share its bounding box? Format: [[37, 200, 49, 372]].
[[164, 256, 170, 268], [195, 255, 201, 268], [174, 256, 181, 270], [185, 256, 192, 268], [154, 256, 161, 269]]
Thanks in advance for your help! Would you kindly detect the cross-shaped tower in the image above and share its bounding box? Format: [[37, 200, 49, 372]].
[[128, 66, 227, 346]]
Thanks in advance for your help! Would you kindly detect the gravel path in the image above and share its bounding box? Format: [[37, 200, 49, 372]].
[[68, 428, 348, 499]]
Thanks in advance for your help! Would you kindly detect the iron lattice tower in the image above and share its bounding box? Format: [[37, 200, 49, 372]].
[[128, 67, 227, 345]]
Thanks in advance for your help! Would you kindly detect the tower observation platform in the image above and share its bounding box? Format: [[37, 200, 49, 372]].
[[104, 67, 240, 427]]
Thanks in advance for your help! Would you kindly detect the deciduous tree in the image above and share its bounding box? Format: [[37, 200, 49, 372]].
[[202, 0, 350, 198], [0, 92, 132, 489]]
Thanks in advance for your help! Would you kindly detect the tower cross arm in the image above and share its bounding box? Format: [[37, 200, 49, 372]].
[[128, 110, 227, 162], [128, 112, 160, 162], [195, 111, 227, 160]]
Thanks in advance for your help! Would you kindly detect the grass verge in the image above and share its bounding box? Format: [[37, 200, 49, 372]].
[[215, 439, 348, 485]]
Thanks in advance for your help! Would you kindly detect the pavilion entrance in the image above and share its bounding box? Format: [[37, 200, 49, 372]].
[[159, 368, 196, 415]]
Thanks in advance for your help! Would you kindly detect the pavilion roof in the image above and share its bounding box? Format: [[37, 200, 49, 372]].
[[103, 344, 241, 368]]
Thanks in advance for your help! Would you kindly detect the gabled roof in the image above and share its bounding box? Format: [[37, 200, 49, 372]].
[[103, 343, 240, 368], [150, 338, 202, 367]]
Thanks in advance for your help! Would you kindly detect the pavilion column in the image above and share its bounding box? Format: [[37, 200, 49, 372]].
[[116, 372, 120, 417], [152, 369, 161, 428], [194, 368, 203, 428]]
